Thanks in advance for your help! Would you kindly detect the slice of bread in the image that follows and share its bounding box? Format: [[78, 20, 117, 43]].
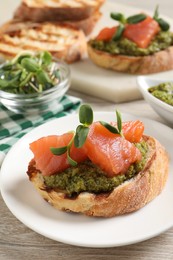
[[87, 43, 173, 74], [0, 21, 87, 63], [14, 0, 105, 22], [27, 135, 169, 217]]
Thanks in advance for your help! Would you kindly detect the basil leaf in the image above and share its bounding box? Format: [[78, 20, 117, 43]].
[[99, 121, 120, 134], [116, 110, 122, 135], [127, 13, 147, 24], [110, 12, 126, 23], [79, 104, 93, 126], [21, 58, 40, 72], [112, 24, 125, 41], [157, 18, 170, 31], [50, 146, 67, 155], [74, 125, 89, 148]]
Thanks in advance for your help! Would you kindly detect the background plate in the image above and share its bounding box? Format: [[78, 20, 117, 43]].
[[1, 112, 173, 248]]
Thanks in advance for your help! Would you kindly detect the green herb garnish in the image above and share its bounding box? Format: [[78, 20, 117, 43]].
[[51, 104, 123, 166], [110, 6, 170, 42], [0, 51, 61, 94], [153, 5, 170, 31]]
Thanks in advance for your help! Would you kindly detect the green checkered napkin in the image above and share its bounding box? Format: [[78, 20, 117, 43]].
[[0, 95, 81, 166]]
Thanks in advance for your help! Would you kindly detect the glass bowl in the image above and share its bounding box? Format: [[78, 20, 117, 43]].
[[0, 59, 71, 114], [137, 76, 173, 126]]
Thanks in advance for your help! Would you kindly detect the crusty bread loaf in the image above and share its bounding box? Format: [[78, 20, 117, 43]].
[[14, 0, 105, 22], [27, 136, 169, 217], [87, 43, 173, 74], [0, 21, 87, 63]]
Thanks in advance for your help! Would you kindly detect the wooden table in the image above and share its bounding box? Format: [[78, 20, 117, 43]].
[[1, 0, 173, 259]]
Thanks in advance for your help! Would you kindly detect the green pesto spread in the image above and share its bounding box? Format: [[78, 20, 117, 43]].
[[43, 141, 148, 197], [148, 82, 173, 106], [90, 31, 173, 56]]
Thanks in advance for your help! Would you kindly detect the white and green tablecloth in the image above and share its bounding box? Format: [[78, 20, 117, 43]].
[[0, 95, 81, 166]]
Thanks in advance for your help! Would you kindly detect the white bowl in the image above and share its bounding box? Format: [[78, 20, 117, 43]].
[[137, 76, 173, 126]]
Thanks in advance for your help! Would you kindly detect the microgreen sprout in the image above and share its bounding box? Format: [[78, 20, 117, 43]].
[[51, 105, 124, 166], [99, 110, 123, 137], [51, 104, 93, 166], [153, 5, 170, 31], [0, 51, 61, 94]]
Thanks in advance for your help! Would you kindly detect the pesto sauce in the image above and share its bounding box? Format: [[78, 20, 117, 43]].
[[148, 82, 173, 106], [90, 31, 173, 56], [43, 141, 148, 197]]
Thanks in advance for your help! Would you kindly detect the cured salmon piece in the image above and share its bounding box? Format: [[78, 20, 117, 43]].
[[30, 133, 87, 176], [84, 122, 142, 177], [96, 26, 117, 41], [111, 120, 144, 143], [123, 16, 160, 48]]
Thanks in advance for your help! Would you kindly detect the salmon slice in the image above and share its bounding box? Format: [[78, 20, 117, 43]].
[[30, 133, 87, 176], [84, 122, 142, 177], [96, 26, 117, 41], [123, 16, 160, 48], [111, 120, 144, 143]]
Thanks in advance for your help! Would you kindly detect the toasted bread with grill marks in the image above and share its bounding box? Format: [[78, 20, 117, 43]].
[[0, 20, 87, 63], [14, 0, 105, 22], [27, 135, 169, 217]]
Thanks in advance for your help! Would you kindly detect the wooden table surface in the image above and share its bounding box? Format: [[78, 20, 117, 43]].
[[1, 0, 173, 259]]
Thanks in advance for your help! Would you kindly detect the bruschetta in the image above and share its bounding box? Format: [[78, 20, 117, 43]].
[[88, 7, 173, 74], [27, 105, 169, 217]]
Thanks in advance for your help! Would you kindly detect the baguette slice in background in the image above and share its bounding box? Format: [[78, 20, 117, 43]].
[[27, 135, 169, 217], [87, 43, 173, 74], [14, 0, 105, 22], [0, 21, 87, 63]]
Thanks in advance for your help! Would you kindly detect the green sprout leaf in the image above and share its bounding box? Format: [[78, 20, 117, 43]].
[[110, 12, 126, 24], [99, 121, 120, 134], [116, 110, 123, 135], [67, 148, 78, 167], [99, 110, 123, 137], [36, 69, 52, 84], [21, 58, 40, 72], [79, 104, 93, 126], [153, 5, 159, 20], [112, 24, 125, 41], [153, 5, 170, 31], [40, 51, 52, 66], [74, 125, 89, 148], [127, 13, 147, 24], [50, 146, 67, 155], [157, 18, 170, 31]]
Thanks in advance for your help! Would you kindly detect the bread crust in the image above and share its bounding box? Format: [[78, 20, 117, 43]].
[[14, 0, 105, 22], [0, 21, 87, 63], [27, 136, 169, 217], [87, 43, 173, 74]]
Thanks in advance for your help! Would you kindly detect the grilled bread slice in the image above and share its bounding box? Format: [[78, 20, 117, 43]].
[[27, 136, 169, 217], [14, 0, 105, 22], [0, 21, 87, 63], [87, 43, 173, 74]]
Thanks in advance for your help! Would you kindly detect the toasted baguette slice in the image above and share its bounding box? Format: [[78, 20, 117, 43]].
[[27, 136, 169, 217], [0, 21, 87, 63], [87, 43, 173, 74], [14, 0, 105, 22]]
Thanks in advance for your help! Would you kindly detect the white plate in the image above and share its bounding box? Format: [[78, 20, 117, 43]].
[[1, 112, 173, 248]]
